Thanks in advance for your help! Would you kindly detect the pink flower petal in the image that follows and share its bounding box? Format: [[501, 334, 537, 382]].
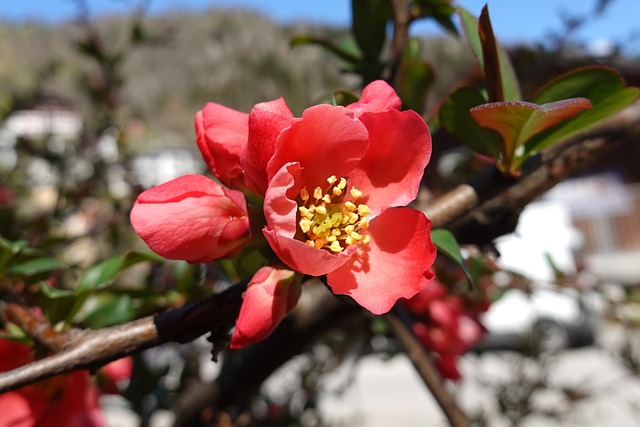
[[264, 163, 303, 238], [267, 104, 368, 190], [195, 103, 249, 189], [346, 80, 402, 117], [131, 175, 250, 263], [231, 265, 300, 348], [327, 207, 436, 314], [242, 97, 294, 195], [348, 109, 432, 214]]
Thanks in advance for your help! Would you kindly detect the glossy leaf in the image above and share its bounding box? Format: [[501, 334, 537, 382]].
[[413, 0, 458, 34], [397, 59, 435, 113], [75, 251, 163, 294], [36, 281, 77, 325], [470, 98, 592, 172], [534, 65, 628, 105], [519, 66, 640, 160], [522, 87, 640, 161], [431, 228, 473, 285], [351, 0, 390, 60], [439, 87, 500, 157], [80, 294, 135, 329], [458, 6, 521, 102], [7, 257, 66, 276], [290, 35, 361, 67]]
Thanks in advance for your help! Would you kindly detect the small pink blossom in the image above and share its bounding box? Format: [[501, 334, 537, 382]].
[[231, 264, 300, 348]]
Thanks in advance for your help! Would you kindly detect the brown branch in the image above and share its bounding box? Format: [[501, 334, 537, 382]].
[[386, 312, 470, 427], [389, 0, 411, 85], [0, 282, 246, 393], [4, 302, 72, 353]]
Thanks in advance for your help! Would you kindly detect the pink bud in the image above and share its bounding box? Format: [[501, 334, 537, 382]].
[[231, 265, 300, 348]]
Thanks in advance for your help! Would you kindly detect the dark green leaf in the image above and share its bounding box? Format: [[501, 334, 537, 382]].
[[351, 0, 390, 60], [75, 251, 163, 294], [431, 229, 474, 286], [80, 294, 135, 329], [8, 257, 66, 276], [36, 281, 77, 325], [457, 7, 483, 66], [397, 60, 435, 113], [290, 35, 361, 67], [333, 90, 360, 106], [439, 87, 500, 157], [534, 65, 627, 105]]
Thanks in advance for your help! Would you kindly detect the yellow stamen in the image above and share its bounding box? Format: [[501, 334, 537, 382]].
[[296, 176, 371, 253]]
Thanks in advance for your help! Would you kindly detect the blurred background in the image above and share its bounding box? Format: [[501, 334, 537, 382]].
[[1, 1, 640, 426]]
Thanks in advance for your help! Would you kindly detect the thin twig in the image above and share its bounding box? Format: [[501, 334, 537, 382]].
[[386, 312, 470, 427]]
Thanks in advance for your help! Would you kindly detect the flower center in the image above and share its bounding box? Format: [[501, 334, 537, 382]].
[[297, 175, 371, 253]]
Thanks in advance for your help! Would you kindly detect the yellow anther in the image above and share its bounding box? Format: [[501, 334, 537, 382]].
[[299, 218, 312, 233], [345, 201, 356, 211], [329, 241, 343, 252], [357, 204, 371, 216], [338, 178, 347, 190], [300, 187, 309, 202], [350, 188, 363, 199], [297, 176, 371, 254]]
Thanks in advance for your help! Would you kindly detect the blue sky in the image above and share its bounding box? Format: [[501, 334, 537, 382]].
[[1, 1, 639, 53]]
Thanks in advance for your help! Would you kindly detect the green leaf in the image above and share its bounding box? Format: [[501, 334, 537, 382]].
[[333, 90, 360, 107], [534, 65, 627, 105], [75, 251, 163, 295], [413, 0, 458, 35], [351, 0, 390, 60], [290, 35, 361, 68], [397, 60, 435, 113], [458, 7, 483, 66], [523, 87, 640, 160], [439, 87, 500, 157], [8, 257, 66, 276], [458, 6, 521, 102], [79, 294, 135, 329], [36, 281, 77, 325], [469, 98, 592, 172], [431, 229, 474, 286]]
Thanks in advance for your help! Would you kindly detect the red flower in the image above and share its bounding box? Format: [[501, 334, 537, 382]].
[[260, 81, 436, 314], [0, 339, 105, 427], [230, 264, 300, 348], [130, 174, 250, 263]]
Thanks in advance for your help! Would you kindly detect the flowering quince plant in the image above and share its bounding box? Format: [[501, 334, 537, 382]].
[[131, 80, 437, 347]]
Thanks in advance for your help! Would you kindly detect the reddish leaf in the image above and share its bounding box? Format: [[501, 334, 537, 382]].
[[470, 98, 591, 173]]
